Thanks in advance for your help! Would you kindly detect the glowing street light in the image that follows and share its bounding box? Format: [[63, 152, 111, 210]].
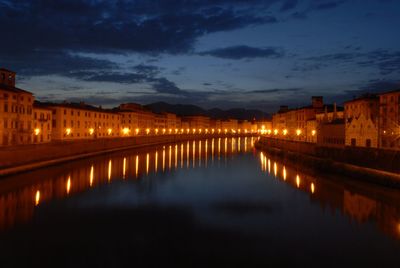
[[107, 128, 112, 135], [89, 128, 95, 135], [273, 129, 278, 135], [122, 127, 130, 135], [66, 128, 72, 136], [311, 130, 316, 136], [135, 128, 140, 135], [146, 128, 150, 135], [34, 128, 40, 136], [155, 128, 159, 135], [283, 129, 288, 136], [296, 129, 302, 136]]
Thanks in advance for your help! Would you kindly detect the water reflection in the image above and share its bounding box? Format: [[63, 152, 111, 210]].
[[0, 137, 254, 232], [257, 151, 400, 240]]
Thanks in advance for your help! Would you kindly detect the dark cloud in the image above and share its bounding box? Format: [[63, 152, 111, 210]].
[[1, 50, 117, 77], [358, 79, 400, 92], [280, 0, 298, 12], [198, 46, 284, 60], [151, 78, 186, 95], [0, 0, 276, 59], [302, 49, 400, 75], [314, 0, 346, 10], [69, 71, 148, 84], [249, 88, 303, 94]]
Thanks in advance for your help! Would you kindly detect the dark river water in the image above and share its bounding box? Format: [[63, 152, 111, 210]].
[[0, 137, 399, 267]]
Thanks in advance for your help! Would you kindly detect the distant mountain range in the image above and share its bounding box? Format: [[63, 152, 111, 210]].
[[144, 102, 270, 121]]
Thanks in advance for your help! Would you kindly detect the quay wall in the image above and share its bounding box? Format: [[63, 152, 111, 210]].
[[256, 137, 400, 187], [0, 134, 252, 176]]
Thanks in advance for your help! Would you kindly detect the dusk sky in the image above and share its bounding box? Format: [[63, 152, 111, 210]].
[[1, 0, 400, 112]]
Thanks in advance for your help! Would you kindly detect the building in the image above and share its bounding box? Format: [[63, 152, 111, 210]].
[[378, 90, 400, 150], [44, 102, 121, 141], [306, 119, 317, 143], [221, 119, 238, 133], [317, 119, 345, 148], [238, 120, 253, 133], [0, 68, 34, 146], [32, 103, 52, 143], [316, 103, 344, 123], [182, 115, 210, 132], [344, 95, 379, 148], [119, 103, 155, 134], [272, 97, 325, 141]]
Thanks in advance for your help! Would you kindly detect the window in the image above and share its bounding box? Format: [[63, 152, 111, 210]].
[[4, 104, 8, 112]]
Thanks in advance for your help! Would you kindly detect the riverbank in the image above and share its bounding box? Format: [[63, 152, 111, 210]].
[[256, 137, 400, 188], [0, 134, 254, 177]]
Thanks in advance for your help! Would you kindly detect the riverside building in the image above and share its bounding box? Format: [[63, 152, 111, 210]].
[[0, 68, 34, 146], [43, 102, 121, 141]]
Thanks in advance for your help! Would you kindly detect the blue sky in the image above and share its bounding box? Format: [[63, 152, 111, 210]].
[[1, 0, 399, 112]]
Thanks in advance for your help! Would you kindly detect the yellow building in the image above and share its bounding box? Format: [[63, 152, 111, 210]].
[[306, 120, 317, 143], [238, 120, 253, 133], [32, 104, 52, 143], [0, 68, 34, 146], [379, 90, 400, 150], [344, 95, 379, 148], [119, 103, 155, 133], [272, 96, 324, 141], [182, 115, 210, 131], [44, 102, 121, 141]]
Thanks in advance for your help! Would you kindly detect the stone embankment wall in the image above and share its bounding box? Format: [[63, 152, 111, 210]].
[[257, 137, 400, 187], [0, 134, 252, 176]]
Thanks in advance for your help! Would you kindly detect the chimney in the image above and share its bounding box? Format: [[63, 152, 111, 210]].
[[333, 102, 337, 120]]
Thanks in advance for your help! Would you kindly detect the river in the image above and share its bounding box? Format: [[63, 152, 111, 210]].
[[0, 137, 399, 267]]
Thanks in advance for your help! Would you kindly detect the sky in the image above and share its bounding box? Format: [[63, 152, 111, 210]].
[[1, 0, 400, 112]]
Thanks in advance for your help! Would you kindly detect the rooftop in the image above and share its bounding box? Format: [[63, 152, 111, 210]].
[[36, 101, 119, 114], [0, 68, 16, 73], [0, 84, 33, 95]]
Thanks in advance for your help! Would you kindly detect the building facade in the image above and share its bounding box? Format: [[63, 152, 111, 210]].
[[0, 68, 34, 146], [32, 104, 52, 143], [344, 95, 379, 148], [46, 102, 121, 141], [379, 90, 400, 150]]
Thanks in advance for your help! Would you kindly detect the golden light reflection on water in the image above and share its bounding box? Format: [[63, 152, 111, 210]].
[[135, 155, 139, 178], [0, 136, 398, 244], [181, 143, 184, 169], [155, 151, 158, 173], [66, 176, 71, 194], [187, 141, 190, 168], [35, 190, 40, 206], [283, 166, 287, 181], [163, 147, 166, 171], [123, 158, 126, 179], [90, 165, 94, 186], [108, 160, 112, 181], [199, 140, 202, 167], [175, 145, 178, 169], [193, 141, 196, 168], [296, 175, 301, 188], [146, 153, 150, 175], [169, 145, 172, 170]]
